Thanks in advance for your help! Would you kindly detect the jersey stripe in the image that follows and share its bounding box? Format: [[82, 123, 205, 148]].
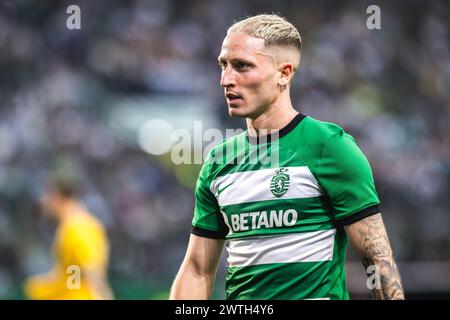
[[210, 166, 323, 206], [226, 229, 336, 267], [226, 260, 339, 300]]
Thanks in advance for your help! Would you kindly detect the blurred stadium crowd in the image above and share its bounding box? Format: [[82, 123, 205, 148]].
[[0, 0, 448, 298]]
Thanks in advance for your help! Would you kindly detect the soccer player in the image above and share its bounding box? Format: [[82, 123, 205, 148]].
[[170, 14, 404, 300], [24, 178, 113, 299]]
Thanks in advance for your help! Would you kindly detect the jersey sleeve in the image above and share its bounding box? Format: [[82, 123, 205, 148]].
[[317, 129, 381, 226], [191, 156, 228, 239]]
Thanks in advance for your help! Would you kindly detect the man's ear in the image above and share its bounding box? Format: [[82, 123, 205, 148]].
[[278, 62, 294, 86]]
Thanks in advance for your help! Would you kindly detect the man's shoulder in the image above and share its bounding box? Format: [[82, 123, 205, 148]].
[[300, 115, 346, 142], [282, 114, 349, 160], [300, 115, 368, 165], [61, 212, 105, 235]]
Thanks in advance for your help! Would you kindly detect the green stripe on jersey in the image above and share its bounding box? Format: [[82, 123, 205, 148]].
[[221, 197, 334, 238], [226, 261, 347, 300]]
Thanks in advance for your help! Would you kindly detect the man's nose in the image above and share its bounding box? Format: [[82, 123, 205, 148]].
[[220, 66, 236, 88]]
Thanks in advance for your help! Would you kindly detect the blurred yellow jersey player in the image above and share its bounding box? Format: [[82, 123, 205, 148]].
[[24, 179, 113, 300]]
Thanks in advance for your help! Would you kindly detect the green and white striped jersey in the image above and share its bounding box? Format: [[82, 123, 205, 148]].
[[191, 113, 381, 300]]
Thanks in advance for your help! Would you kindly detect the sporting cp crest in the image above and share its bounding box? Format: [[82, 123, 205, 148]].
[[270, 168, 290, 197]]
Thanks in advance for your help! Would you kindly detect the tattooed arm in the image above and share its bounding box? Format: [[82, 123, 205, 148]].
[[345, 213, 405, 299]]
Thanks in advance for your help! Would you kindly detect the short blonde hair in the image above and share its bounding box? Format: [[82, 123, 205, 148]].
[[227, 14, 302, 53]]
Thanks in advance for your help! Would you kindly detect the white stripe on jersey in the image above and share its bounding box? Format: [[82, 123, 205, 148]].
[[226, 229, 336, 267], [210, 166, 323, 207]]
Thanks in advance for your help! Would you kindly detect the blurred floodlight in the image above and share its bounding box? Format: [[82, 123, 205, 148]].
[[137, 119, 175, 155]]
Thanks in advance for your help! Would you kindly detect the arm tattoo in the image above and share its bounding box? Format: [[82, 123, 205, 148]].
[[352, 214, 405, 300]]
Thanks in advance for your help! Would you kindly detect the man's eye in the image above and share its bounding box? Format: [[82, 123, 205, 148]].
[[235, 62, 249, 69], [219, 62, 227, 69]]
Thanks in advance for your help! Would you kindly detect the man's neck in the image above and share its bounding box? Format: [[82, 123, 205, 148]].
[[246, 104, 298, 137]]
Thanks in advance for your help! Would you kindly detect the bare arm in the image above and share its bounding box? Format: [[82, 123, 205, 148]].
[[170, 234, 225, 300], [345, 213, 405, 300]]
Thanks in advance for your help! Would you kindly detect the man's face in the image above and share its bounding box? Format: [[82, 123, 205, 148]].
[[218, 32, 280, 119]]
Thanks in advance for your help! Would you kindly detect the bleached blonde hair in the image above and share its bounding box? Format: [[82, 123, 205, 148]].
[[227, 14, 302, 56]]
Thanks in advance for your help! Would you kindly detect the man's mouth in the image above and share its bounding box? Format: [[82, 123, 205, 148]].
[[225, 92, 243, 104]]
